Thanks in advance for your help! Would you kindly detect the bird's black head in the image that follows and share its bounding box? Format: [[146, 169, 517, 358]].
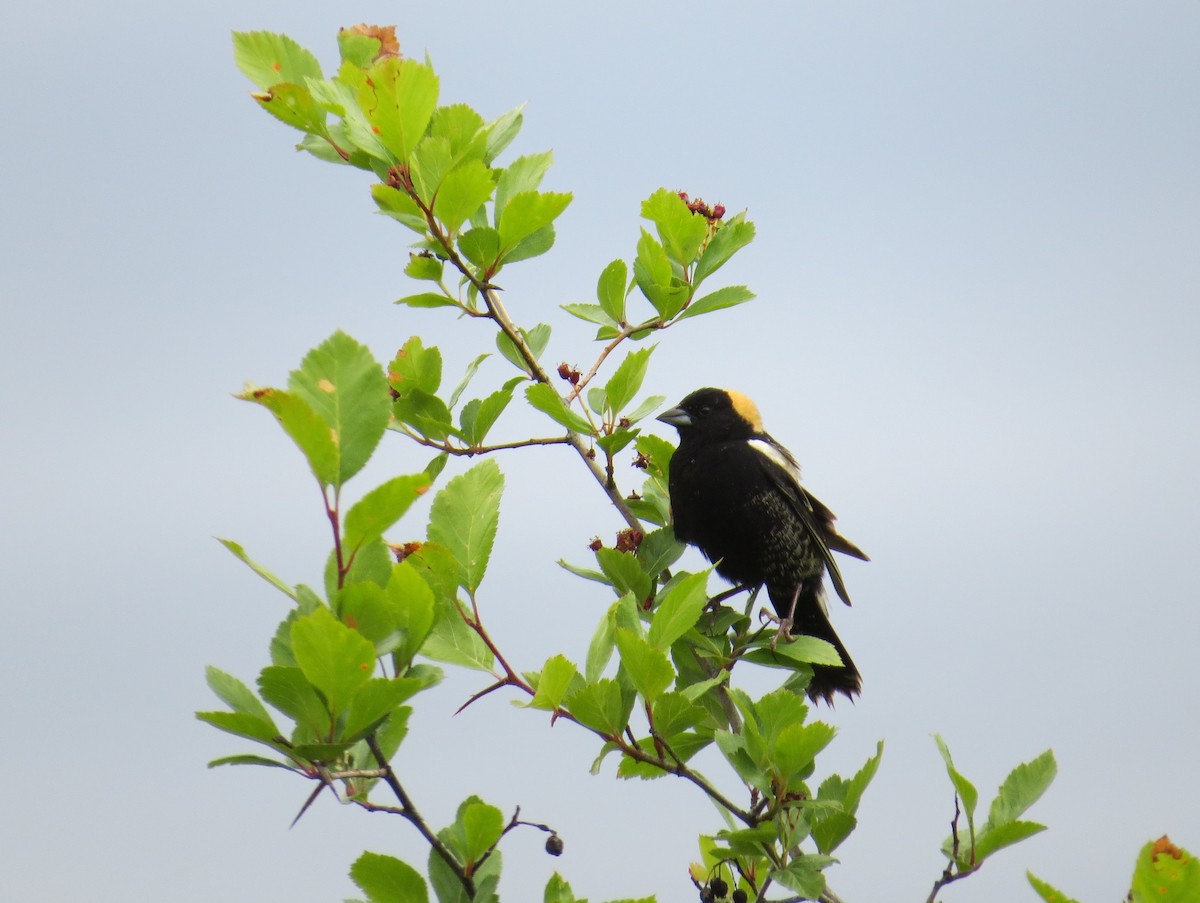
[[657, 387, 764, 441]]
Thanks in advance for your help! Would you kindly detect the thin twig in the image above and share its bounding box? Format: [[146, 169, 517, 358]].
[[365, 734, 474, 896]]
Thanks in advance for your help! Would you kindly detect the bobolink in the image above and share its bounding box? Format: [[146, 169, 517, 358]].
[[658, 387, 868, 702]]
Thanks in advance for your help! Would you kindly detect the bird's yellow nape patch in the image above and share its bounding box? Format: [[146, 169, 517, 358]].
[[726, 390, 764, 431]]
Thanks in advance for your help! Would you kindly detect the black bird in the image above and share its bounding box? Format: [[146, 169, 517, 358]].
[[657, 387, 868, 702]]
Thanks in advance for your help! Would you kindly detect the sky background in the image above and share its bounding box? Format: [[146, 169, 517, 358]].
[[2, 1, 1198, 902]]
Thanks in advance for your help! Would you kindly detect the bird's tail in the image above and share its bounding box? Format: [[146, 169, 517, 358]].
[[784, 583, 862, 704]]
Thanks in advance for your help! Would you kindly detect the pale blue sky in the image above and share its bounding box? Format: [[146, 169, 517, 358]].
[[2, 2, 1198, 901]]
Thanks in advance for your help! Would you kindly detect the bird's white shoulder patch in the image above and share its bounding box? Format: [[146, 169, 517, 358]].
[[748, 437, 803, 484]]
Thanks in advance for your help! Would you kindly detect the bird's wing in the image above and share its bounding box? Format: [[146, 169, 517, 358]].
[[748, 438, 866, 608]]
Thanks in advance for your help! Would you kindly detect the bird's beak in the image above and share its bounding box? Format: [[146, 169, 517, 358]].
[[657, 406, 691, 428]]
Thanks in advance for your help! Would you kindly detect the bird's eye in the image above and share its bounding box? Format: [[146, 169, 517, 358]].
[[699, 405, 711, 416]]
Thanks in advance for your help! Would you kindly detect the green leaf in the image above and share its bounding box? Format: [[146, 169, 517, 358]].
[[458, 227, 501, 269], [633, 229, 671, 296], [289, 331, 391, 485], [195, 710, 285, 747], [1131, 838, 1200, 903], [646, 571, 710, 649], [420, 595, 493, 671], [205, 666, 276, 725], [447, 354, 491, 409], [455, 798, 505, 864], [344, 474, 431, 552], [1027, 872, 1082, 903], [595, 548, 652, 603], [641, 187, 709, 266], [771, 856, 833, 900], [498, 190, 572, 250], [350, 851, 429, 903], [529, 654, 582, 711], [742, 635, 845, 668], [615, 628, 675, 702], [427, 459, 504, 593], [596, 258, 629, 325], [459, 379, 520, 447], [648, 692, 708, 736], [973, 820, 1047, 863], [585, 604, 617, 682], [355, 57, 439, 163], [291, 607, 376, 717], [561, 303, 619, 329], [233, 31, 323, 90], [494, 323, 551, 373], [676, 285, 755, 321], [773, 720, 836, 785], [342, 679, 420, 743], [565, 679, 633, 736], [500, 224, 557, 264], [387, 560, 437, 665], [393, 389, 457, 441], [483, 104, 524, 164], [636, 528, 684, 577], [430, 103, 487, 162], [238, 386, 338, 486], [693, 215, 755, 285], [372, 182, 427, 231], [336, 28, 386, 69], [389, 336, 442, 395], [250, 82, 326, 136], [216, 538, 299, 602], [257, 666, 330, 735], [405, 253, 444, 281], [494, 151, 553, 225], [396, 291, 457, 309], [434, 160, 495, 235], [987, 749, 1057, 828], [934, 734, 979, 856], [544, 873, 579, 903], [604, 346, 655, 415], [206, 754, 297, 771], [525, 383, 593, 434]]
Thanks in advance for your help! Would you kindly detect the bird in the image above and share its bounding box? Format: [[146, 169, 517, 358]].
[[657, 387, 868, 702]]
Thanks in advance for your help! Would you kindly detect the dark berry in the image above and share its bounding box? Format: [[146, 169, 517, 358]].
[[731, 890, 747, 903], [710, 877, 728, 898], [544, 834, 564, 856], [699, 886, 715, 903]]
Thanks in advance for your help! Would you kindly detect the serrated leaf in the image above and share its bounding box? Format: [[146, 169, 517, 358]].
[[483, 104, 524, 164], [251, 82, 327, 136], [344, 474, 431, 552], [291, 607, 376, 717], [595, 548, 652, 602], [458, 227, 501, 269], [459, 380, 518, 447], [773, 720, 836, 785], [257, 665, 330, 735], [615, 628, 675, 701], [1027, 872, 1082, 903], [771, 856, 833, 900], [597, 258, 629, 324], [420, 595, 493, 671], [585, 605, 617, 682], [289, 331, 391, 486], [372, 182, 427, 231], [494, 151, 553, 224], [205, 666, 276, 725], [742, 635, 845, 668], [1131, 838, 1200, 903], [195, 710, 285, 747], [525, 383, 593, 434], [342, 678, 421, 743], [389, 336, 442, 394], [405, 253, 444, 281], [238, 386, 338, 486], [426, 459, 503, 593], [350, 851, 429, 903], [530, 655, 581, 711], [987, 749, 1057, 828], [604, 346, 655, 415], [646, 570, 710, 649], [495, 323, 551, 373], [694, 215, 755, 285], [641, 187, 709, 266], [393, 389, 457, 442], [216, 538, 299, 602], [456, 799, 505, 864], [434, 160, 495, 235], [565, 679, 633, 736], [974, 820, 1047, 863], [561, 302, 619, 328], [498, 190, 571, 250], [354, 57, 439, 163], [676, 285, 755, 321], [397, 292, 458, 309], [934, 734, 979, 853], [233, 31, 323, 90], [500, 223, 557, 264]]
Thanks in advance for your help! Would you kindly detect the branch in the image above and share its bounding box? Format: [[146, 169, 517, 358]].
[[365, 734, 474, 897]]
